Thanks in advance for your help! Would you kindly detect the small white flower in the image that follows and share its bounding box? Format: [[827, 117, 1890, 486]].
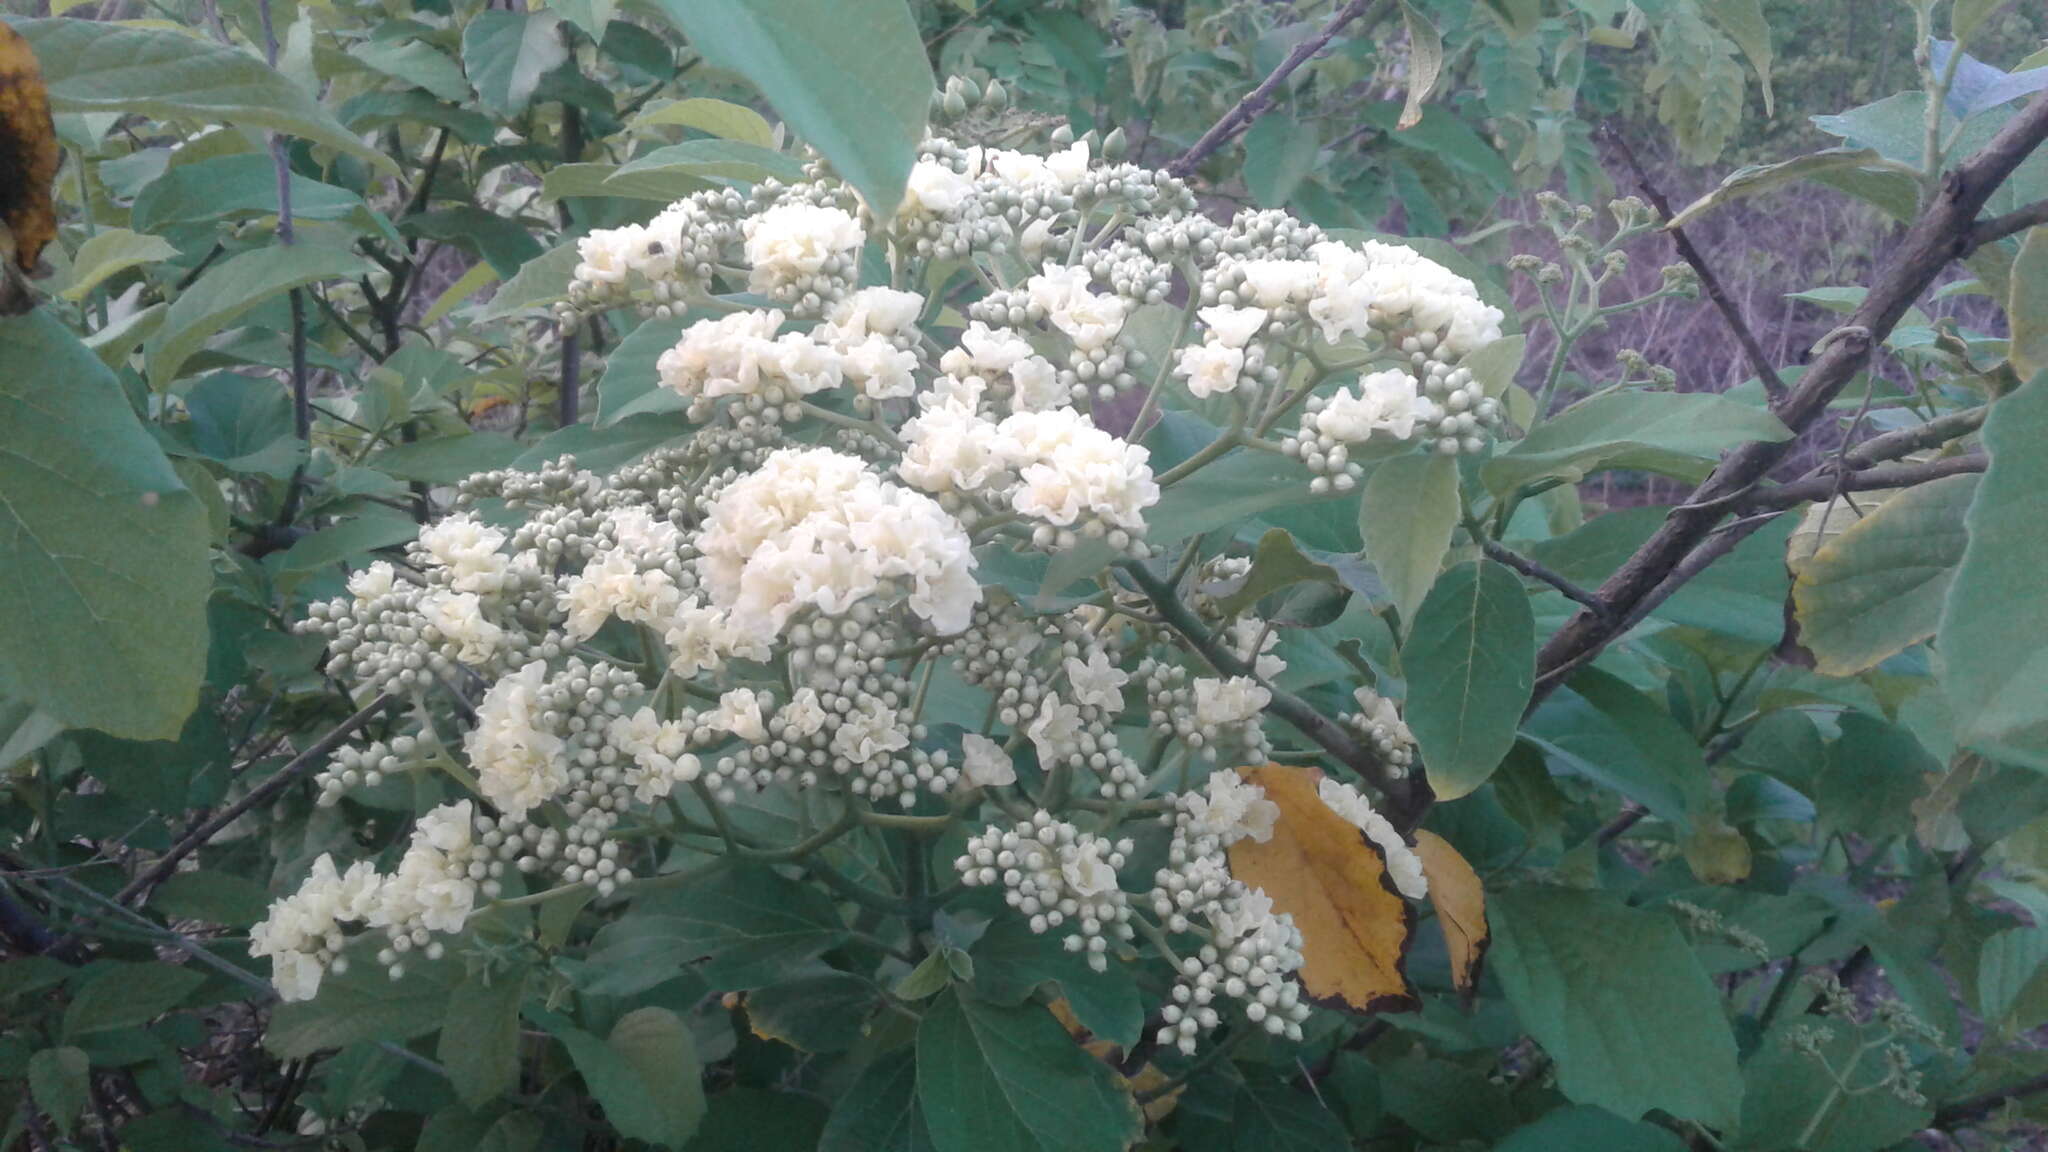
[[743, 203, 864, 289], [1192, 676, 1270, 727], [1199, 305, 1269, 349], [961, 733, 1017, 787], [905, 159, 976, 215], [348, 561, 396, 601], [1064, 649, 1129, 712], [1234, 259, 1318, 309], [1174, 342, 1245, 399], [1316, 777, 1428, 899], [712, 688, 768, 742]]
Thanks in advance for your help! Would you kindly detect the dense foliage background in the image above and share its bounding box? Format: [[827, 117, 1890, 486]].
[[3, 1, 2048, 1150]]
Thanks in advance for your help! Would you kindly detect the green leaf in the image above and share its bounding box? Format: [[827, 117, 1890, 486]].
[[2009, 228, 2048, 380], [478, 241, 579, 321], [59, 228, 179, 301], [597, 315, 690, 425], [608, 139, 807, 189], [1177, 1074, 1352, 1152], [1666, 149, 1894, 230], [463, 11, 569, 117], [746, 970, 879, 1052], [0, 312, 210, 740], [14, 18, 394, 174], [1702, 0, 1774, 115], [150, 870, 270, 927], [1814, 713, 1936, 841], [1498, 1105, 1685, 1152], [28, 1047, 89, 1138], [167, 372, 304, 478], [820, 1050, 934, 1152], [1979, 926, 2048, 1024], [62, 962, 205, 1039], [418, 1106, 542, 1152], [367, 433, 526, 485], [1396, 1, 1444, 130], [1490, 886, 1742, 1129], [686, 1087, 828, 1151], [629, 97, 775, 146], [645, 0, 932, 218], [1214, 528, 1340, 619], [545, 1007, 705, 1149], [279, 509, 421, 573], [608, 1007, 707, 1148], [1359, 453, 1460, 631], [1792, 473, 1979, 676], [587, 862, 849, 991], [1403, 560, 1535, 800], [1244, 116, 1319, 208], [1938, 371, 2048, 769], [968, 916, 1142, 1049], [440, 969, 527, 1109], [914, 991, 1142, 1152], [351, 37, 472, 104], [1522, 668, 1702, 826], [1482, 392, 1792, 496], [146, 245, 370, 389]]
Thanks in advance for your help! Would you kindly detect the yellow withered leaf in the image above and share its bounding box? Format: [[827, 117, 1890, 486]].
[[1226, 764, 1418, 1014], [1412, 830, 1490, 998], [0, 19, 59, 313]]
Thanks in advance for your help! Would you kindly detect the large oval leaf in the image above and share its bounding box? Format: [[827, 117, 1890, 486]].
[[646, 0, 932, 219], [145, 244, 371, 389], [0, 311, 210, 739], [1491, 886, 1742, 1129], [1792, 472, 1979, 676], [15, 18, 394, 174], [1360, 452, 1461, 632], [1939, 371, 2048, 770], [914, 991, 1141, 1152], [1403, 559, 1535, 799]]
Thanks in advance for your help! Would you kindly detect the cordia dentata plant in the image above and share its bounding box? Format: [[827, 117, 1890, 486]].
[[13, 3, 2048, 1150], [271, 132, 1496, 1045]]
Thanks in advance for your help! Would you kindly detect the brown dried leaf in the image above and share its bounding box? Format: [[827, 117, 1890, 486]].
[[1412, 830, 1489, 997], [1226, 763, 1417, 1014], [0, 19, 59, 312]]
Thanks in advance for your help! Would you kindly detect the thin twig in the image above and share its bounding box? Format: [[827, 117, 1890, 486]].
[[1527, 92, 2048, 713], [1167, 0, 1392, 178], [1735, 453, 1985, 512], [1604, 123, 1788, 403], [1477, 536, 1610, 621], [1962, 196, 2048, 254], [108, 694, 395, 908]]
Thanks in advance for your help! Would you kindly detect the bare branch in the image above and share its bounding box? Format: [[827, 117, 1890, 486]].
[[1964, 197, 2048, 254], [1168, 0, 1393, 178], [1477, 536, 1611, 622], [1605, 124, 1789, 403], [1737, 453, 1986, 512], [111, 694, 396, 908], [1842, 404, 1988, 468], [1527, 92, 2048, 708]]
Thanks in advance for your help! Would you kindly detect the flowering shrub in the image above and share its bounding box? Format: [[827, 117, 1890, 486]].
[[272, 132, 1488, 1058]]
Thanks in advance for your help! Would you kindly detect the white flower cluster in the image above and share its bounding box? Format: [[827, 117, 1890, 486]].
[[285, 121, 1480, 1015], [898, 390, 1161, 554], [955, 810, 1137, 971], [250, 801, 483, 1002], [1138, 658, 1273, 767], [1146, 772, 1310, 1053]]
